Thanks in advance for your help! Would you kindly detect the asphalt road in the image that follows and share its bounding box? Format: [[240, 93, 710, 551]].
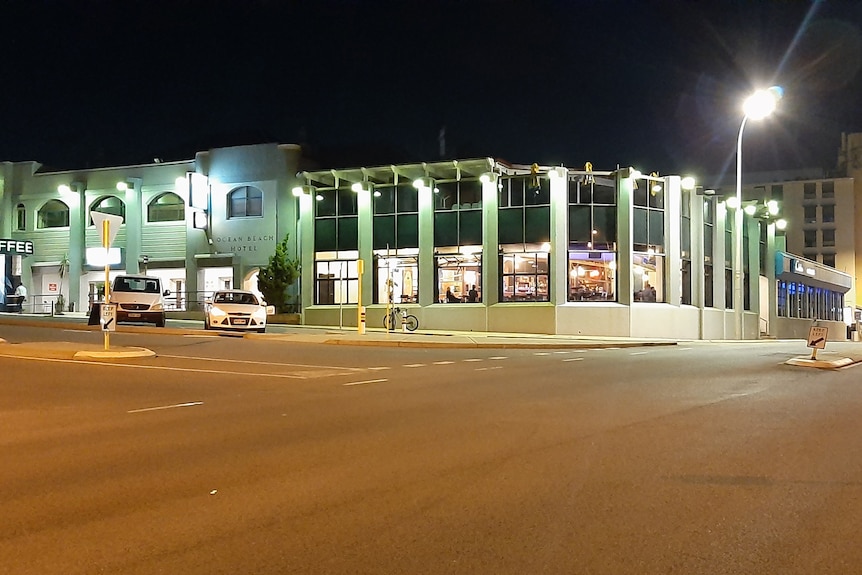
[[2, 326, 862, 574]]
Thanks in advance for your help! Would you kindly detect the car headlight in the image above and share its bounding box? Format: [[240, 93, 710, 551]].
[[152, 303, 164, 311], [209, 305, 228, 319], [252, 307, 267, 322]]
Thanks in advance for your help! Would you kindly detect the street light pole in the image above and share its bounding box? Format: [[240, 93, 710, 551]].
[[733, 86, 783, 340], [734, 115, 748, 340]]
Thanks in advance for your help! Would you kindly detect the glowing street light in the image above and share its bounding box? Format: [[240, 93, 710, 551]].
[[734, 86, 783, 339]]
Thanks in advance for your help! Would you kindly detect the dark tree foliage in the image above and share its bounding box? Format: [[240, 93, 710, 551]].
[[257, 234, 301, 313]]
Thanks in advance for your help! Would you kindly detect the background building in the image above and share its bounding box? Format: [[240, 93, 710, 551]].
[[0, 143, 852, 340]]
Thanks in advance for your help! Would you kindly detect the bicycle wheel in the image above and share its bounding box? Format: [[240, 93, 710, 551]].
[[404, 314, 419, 332], [383, 312, 394, 330]]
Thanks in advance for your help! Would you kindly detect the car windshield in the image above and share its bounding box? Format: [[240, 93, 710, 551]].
[[214, 292, 258, 305], [114, 278, 160, 293]]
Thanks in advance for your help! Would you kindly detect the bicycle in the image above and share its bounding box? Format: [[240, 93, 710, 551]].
[[383, 306, 419, 332]]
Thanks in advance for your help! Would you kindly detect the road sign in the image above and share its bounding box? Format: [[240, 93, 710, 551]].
[[101, 304, 117, 332], [91, 212, 124, 248], [807, 326, 828, 349]]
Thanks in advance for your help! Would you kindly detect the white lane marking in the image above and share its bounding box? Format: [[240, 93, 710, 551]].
[[433, 361, 455, 365], [678, 347, 692, 351], [463, 358, 483, 362], [553, 351, 571, 354], [489, 356, 508, 360], [368, 366, 391, 371], [343, 378, 388, 386], [534, 352, 550, 356], [128, 401, 203, 414], [475, 366, 503, 371], [630, 351, 649, 356], [403, 363, 425, 368], [158, 354, 362, 371], [0, 353, 307, 378], [563, 357, 585, 362]]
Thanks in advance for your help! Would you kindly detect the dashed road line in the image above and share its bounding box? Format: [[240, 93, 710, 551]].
[[489, 356, 508, 360], [343, 378, 388, 387], [563, 357, 585, 362], [368, 366, 391, 371], [476, 366, 503, 371], [534, 352, 551, 356], [433, 361, 455, 365], [463, 358, 483, 362], [630, 351, 649, 356], [128, 401, 203, 414], [403, 363, 425, 368]]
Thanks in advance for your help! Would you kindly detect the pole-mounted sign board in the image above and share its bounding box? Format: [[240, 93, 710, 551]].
[[91, 212, 124, 248], [101, 304, 117, 332], [807, 326, 828, 350]]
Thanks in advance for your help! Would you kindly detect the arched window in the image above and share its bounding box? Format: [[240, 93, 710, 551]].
[[16, 203, 25, 231], [37, 199, 70, 229], [90, 195, 126, 225], [148, 192, 185, 222], [228, 186, 263, 218]]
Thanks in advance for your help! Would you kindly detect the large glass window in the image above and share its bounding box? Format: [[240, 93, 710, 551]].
[[681, 188, 692, 305], [37, 199, 70, 229], [373, 182, 419, 249], [433, 180, 482, 248], [501, 250, 549, 302], [703, 198, 714, 307], [821, 181, 834, 199], [632, 251, 664, 302], [148, 192, 185, 222], [822, 229, 835, 247], [436, 252, 482, 303], [228, 186, 263, 218], [498, 174, 550, 245], [777, 280, 844, 321], [16, 203, 25, 231], [633, 178, 665, 302], [803, 205, 817, 224], [821, 203, 835, 224], [803, 182, 817, 200], [804, 230, 817, 248], [568, 251, 615, 301], [375, 251, 419, 304], [315, 186, 358, 251], [90, 195, 125, 225], [314, 252, 358, 304]]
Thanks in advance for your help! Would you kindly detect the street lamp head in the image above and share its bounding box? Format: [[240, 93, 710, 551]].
[[743, 86, 783, 120]]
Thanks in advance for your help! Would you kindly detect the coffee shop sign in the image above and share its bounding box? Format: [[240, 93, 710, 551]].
[[214, 235, 275, 252], [0, 239, 34, 255]]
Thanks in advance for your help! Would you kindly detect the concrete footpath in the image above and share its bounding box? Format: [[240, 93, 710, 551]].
[[0, 312, 859, 370]]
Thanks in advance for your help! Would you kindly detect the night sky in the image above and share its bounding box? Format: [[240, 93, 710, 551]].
[[3, 0, 862, 184]]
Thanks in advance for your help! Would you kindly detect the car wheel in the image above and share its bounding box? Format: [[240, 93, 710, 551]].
[[156, 316, 166, 328], [204, 318, 210, 330]]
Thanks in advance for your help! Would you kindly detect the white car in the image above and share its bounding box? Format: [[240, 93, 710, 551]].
[[204, 290, 274, 333]]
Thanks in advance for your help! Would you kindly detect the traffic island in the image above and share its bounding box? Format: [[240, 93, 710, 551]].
[[0, 340, 155, 360], [785, 356, 855, 369]]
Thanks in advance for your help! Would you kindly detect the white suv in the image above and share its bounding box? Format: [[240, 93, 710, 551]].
[[110, 275, 170, 327]]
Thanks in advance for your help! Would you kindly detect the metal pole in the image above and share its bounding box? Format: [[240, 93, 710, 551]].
[[734, 115, 749, 340], [103, 219, 111, 351]]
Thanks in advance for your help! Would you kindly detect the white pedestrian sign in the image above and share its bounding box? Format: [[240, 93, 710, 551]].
[[101, 304, 117, 332], [807, 326, 828, 349]]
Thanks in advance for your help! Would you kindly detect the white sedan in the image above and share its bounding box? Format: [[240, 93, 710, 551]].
[[204, 290, 274, 333]]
